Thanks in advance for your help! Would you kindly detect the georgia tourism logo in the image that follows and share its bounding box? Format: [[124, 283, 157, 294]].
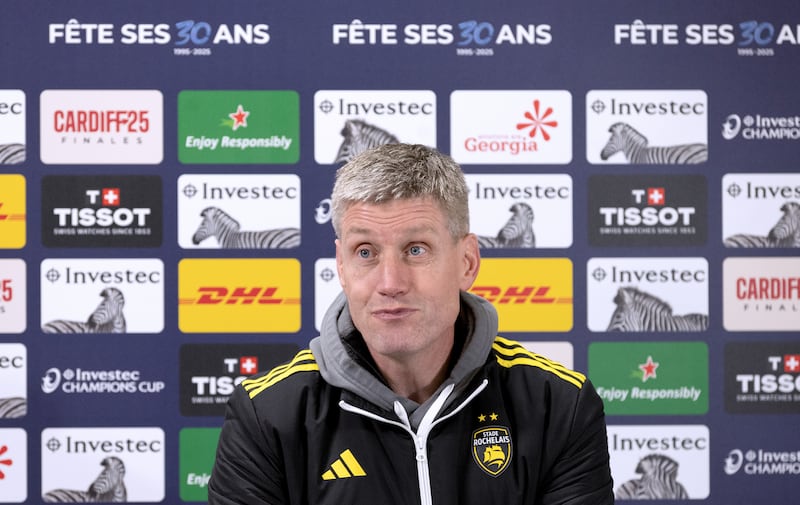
[[721, 173, 800, 248], [725, 342, 800, 414], [465, 174, 573, 249], [0, 343, 26, 419], [0, 428, 26, 502], [42, 175, 162, 247], [40, 89, 163, 164], [450, 90, 572, 164], [723, 257, 800, 331], [0, 259, 26, 334], [178, 90, 299, 164], [588, 175, 707, 247], [586, 89, 707, 165], [313, 90, 437, 164], [0, 89, 25, 164], [179, 428, 221, 501], [179, 343, 298, 416], [589, 342, 708, 415], [0, 174, 26, 249]]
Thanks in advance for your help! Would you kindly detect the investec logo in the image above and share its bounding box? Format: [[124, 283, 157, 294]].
[[40, 89, 163, 164], [42, 427, 164, 502], [0, 428, 26, 501], [587, 257, 709, 333], [589, 341, 708, 415], [469, 258, 572, 332], [586, 89, 707, 164], [0, 259, 26, 333], [0, 89, 25, 164], [314, 90, 437, 164], [178, 173, 300, 249], [607, 425, 709, 499], [722, 173, 800, 248], [0, 343, 26, 418], [40, 258, 164, 334], [450, 90, 572, 164], [466, 173, 572, 249], [178, 90, 299, 164], [588, 174, 707, 247], [42, 175, 162, 248], [178, 258, 300, 333], [725, 342, 800, 414], [723, 257, 800, 331], [0, 174, 26, 249]]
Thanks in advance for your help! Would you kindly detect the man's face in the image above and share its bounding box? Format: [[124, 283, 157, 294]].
[[335, 197, 480, 364]]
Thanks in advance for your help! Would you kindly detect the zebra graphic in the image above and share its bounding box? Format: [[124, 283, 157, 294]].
[[43, 456, 127, 502], [334, 119, 399, 164], [600, 122, 707, 164], [42, 287, 127, 334], [0, 143, 25, 164], [724, 201, 800, 248], [0, 397, 26, 418], [615, 454, 689, 500], [607, 287, 708, 332], [476, 202, 536, 249], [192, 206, 300, 249]]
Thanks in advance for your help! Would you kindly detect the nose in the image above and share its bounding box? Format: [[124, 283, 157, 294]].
[[375, 253, 409, 297]]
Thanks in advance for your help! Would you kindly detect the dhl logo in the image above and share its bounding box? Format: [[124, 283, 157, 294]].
[[179, 286, 300, 305], [0, 203, 26, 221], [0, 175, 26, 249], [470, 285, 572, 305]]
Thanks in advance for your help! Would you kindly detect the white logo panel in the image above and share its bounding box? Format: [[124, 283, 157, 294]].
[[0, 428, 27, 502], [723, 257, 800, 331], [722, 173, 800, 247], [0, 259, 26, 333]]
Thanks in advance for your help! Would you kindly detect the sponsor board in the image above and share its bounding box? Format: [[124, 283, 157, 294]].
[[0, 260, 26, 333], [41, 427, 164, 502], [314, 258, 340, 332], [0, 174, 26, 249], [607, 424, 709, 499], [179, 428, 221, 501], [466, 174, 572, 248], [178, 90, 299, 164], [723, 257, 800, 331], [588, 174, 707, 246], [314, 90, 436, 164], [0, 89, 25, 165], [0, 428, 27, 502], [723, 112, 800, 141], [589, 341, 708, 415], [725, 341, 800, 413], [40, 366, 165, 397], [40, 90, 163, 164], [41, 175, 162, 247], [177, 174, 300, 249], [179, 343, 298, 416], [587, 257, 709, 332], [520, 341, 573, 370], [178, 258, 300, 333], [722, 173, 800, 247], [724, 445, 800, 476], [40, 258, 164, 334], [450, 90, 572, 164], [586, 90, 707, 165], [0, 344, 26, 419]]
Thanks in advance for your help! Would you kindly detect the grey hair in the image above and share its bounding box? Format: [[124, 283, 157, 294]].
[[331, 143, 470, 239]]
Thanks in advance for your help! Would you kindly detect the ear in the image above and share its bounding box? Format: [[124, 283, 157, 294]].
[[334, 238, 346, 290], [458, 233, 481, 291]]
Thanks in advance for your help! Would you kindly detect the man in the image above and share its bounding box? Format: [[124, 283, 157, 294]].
[[209, 143, 613, 505]]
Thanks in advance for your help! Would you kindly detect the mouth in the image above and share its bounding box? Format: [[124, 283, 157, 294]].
[[372, 307, 415, 320]]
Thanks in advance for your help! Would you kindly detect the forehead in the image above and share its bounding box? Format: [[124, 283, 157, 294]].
[[339, 198, 448, 236]]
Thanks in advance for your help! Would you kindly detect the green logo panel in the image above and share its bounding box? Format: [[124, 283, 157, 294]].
[[178, 90, 299, 164], [179, 427, 221, 501], [588, 341, 708, 415]]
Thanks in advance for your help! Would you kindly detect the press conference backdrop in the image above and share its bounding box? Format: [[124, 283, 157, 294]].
[[0, 0, 798, 503]]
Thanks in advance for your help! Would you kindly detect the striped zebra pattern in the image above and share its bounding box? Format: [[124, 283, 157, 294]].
[[192, 206, 300, 249], [0, 397, 26, 418], [724, 201, 800, 247], [43, 456, 127, 503], [0, 143, 25, 164], [607, 287, 708, 332], [334, 119, 399, 164], [600, 122, 707, 164], [616, 454, 689, 500], [42, 288, 127, 334], [477, 202, 536, 249]]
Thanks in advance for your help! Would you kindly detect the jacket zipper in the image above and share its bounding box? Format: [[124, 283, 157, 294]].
[[339, 379, 489, 505]]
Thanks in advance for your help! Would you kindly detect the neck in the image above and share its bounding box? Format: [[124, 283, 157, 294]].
[[372, 339, 454, 404]]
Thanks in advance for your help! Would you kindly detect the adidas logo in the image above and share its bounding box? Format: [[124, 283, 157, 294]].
[[321, 449, 367, 480]]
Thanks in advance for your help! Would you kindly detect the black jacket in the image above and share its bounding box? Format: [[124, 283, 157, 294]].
[[209, 292, 613, 505]]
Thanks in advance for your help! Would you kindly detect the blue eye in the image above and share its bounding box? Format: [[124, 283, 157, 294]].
[[409, 245, 423, 256], [358, 248, 371, 258]]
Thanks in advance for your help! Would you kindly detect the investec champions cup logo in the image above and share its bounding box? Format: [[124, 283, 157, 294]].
[[450, 90, 572, 164], [178, 90, 299, 164], [0, 174, 26, 249], [178, 258, 300, 333], [0, 89, 25, 164]]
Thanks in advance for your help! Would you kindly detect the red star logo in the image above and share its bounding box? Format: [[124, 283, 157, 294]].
[[516, 100, 558, 141], [647, 187, 665, 206], [639, 355, 659, 382], [0, 445, 12, 479], [229, 104, 249, 131]]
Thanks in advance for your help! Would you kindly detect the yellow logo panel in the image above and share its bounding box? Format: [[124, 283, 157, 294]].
[[469, 258, 572, 332], [178, 258, 300, 333], [0, 174, 26, 248]]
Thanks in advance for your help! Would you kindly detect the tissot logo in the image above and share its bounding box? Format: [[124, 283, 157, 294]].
[[723, 257, 800, 331], [0, 259, 26, 333], [722, 173, 800, 248], [725, 342, 800, 414], [180, 343, 298, 416], [42, 175, 162, 248], [0, 428, 27, 501], [588, 174, 707, 246], [0, 89, 26, 165]]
